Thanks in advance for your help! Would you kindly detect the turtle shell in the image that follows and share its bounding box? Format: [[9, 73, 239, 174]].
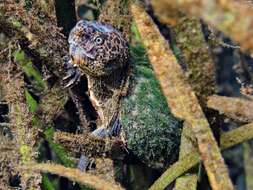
[[120, 43, 182, 169]]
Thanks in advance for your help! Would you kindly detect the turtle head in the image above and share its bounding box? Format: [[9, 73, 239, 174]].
[[68, 20, 129, 76]]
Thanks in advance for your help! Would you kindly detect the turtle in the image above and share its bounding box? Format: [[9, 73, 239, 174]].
[[64, 20, 182, 170]]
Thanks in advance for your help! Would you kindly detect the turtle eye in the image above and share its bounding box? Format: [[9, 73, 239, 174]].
[[95, 37, 104, 45]]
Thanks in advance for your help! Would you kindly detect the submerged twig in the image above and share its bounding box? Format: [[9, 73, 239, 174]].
[[173, 123, 198, 190], [220, 123, 253, 149], [150, 152, 200, 190], [150, 122, 253, 189], [207, 95, 253, 123], [20, 163, 124, 190], [243, 142, 253, 190], [54, 131, 126, 159]]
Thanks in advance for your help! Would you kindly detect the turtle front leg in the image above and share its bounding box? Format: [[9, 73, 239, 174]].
[[91, 117, 122, 138], [77, 155, 90, 171], [77, 118, 122, 171], [109, 117, 122, 137], [63, 59, 82, 88]]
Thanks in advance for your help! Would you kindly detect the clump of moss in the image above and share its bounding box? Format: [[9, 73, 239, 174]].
[[121, 42, 182, 169]]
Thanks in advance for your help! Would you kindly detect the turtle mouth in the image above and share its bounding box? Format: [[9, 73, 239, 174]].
[[69, 42, 95, 60], [71, 54, 87, 67], [82, 50, 95, 59]]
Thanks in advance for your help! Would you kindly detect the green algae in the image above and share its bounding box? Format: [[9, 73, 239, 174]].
[[121, 38, 182, 169]]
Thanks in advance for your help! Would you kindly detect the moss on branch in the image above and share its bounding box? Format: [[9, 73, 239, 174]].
[[20, 163, 124, 190]]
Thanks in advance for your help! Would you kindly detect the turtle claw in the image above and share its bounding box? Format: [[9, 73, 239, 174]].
[[91, 127, 108, 138], [110, 118, 122, 137], [77, 119, 122, 172], [63, 73, 73, 81], [91, 118, 122, 138], [63, 60, 81, 88], [77, 155, 89, 171], [64, 71, 81, 88]]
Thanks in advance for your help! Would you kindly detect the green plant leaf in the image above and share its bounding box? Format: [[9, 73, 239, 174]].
[[25, 89, 38, 113], [44, 128, 74, 167], [42, 174, 55, 190]]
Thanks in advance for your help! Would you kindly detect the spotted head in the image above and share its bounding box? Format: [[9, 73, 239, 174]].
[[68, 20, 129, 76]]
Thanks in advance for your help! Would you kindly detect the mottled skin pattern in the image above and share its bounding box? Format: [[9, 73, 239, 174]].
[[68, 20, 129, 135], [69, 20, 128, 76]]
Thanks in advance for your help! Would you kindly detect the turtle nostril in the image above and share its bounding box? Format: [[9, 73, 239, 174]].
[[75, 30, 83, 38]]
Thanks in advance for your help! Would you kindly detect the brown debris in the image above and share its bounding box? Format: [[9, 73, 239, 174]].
[[39, 86, 68, 125], [1, 53, 41, 189], [87, 158, 116, 184], [131, 3, 234, 190], [0, 1, 69, 125], [0, 1, 70, 187], [171, 15, 216, 106], [0, 0, 68, 77], [0, 136, 18, 189], [207, 95, 253, 123], [98, 0, 131, 41], [54, 131, 126, 159]]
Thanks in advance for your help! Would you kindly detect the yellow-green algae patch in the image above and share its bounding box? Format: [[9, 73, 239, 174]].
[[20, 144, 32, 164]]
